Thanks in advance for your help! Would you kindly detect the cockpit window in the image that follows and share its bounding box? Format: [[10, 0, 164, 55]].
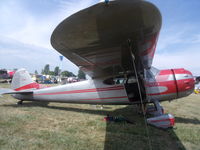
[[151, 67, 160, 76]]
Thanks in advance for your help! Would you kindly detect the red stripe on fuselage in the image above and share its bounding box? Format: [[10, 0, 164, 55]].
[[34, 86, 124, 96]]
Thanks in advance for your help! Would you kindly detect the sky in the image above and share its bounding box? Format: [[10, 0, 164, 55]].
[[0, 0, 200, 76]]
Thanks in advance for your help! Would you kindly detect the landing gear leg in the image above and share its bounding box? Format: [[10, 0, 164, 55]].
[[137, 103, 147, 115], [153, 100, 163, 116], [17, 100, 23, 105], [145, 100, 164, 116]]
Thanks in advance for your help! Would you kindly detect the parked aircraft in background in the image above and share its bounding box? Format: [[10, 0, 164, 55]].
[[0, 69, 15, 83], [0, 0, 194, 128], [195, 76, 200, 84]]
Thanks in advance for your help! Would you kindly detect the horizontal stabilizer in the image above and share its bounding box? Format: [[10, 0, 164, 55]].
[[0, 88, 33, 96]]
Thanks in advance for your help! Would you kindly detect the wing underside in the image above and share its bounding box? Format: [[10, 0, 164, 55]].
[[51, 0, 161, 78]]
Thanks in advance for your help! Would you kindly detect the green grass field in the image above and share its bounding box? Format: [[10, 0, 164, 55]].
[[0, 83, 200, 150]]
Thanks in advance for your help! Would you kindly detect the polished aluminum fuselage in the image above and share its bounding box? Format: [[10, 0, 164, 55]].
[[13, 79, 130, 104], [13, 68, 194, 105]]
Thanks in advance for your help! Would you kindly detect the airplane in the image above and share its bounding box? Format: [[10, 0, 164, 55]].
[[0, 0, 195, 128], [0, 69, 15, 83]]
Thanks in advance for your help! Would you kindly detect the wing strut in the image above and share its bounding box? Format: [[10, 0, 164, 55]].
[[128, 39, 152, 150]]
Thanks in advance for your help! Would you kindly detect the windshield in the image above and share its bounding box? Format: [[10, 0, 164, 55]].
[[150, 67, 160, 76]]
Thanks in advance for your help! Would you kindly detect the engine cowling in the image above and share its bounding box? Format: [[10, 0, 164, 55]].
[[172, 69, 195, 98], [145, 68, 195, 101]]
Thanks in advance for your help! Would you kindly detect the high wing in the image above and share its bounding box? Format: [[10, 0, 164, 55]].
[[51, 0, 161, 78]]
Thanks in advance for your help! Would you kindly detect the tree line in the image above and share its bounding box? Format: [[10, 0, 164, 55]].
[[35, 64, 86, 79]]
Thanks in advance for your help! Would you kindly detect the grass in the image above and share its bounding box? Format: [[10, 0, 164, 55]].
[[0, 83, 200, 150]]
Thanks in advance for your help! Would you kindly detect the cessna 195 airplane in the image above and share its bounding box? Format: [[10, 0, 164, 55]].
[[0, 0, 195, 128]]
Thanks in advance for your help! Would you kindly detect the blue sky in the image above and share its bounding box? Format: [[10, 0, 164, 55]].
[[0, 0, 200, 76]]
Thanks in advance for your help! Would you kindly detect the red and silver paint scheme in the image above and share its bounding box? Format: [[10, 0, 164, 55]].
[[4, 67, 194, 106], [11, 69, 48, 91], [0, 0, 195, 128], [145, 68, 194, 102]]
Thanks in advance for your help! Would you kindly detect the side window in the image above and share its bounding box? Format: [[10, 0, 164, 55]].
[[114, 78, 125, 84], [103, 76, 125, 85]]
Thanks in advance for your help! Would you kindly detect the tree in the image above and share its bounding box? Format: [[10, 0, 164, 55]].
[[61, 71, 76, 77], [68, 72, 76, 77], [54, 66, 60, 76], [49, 71, 55, 76], [43, 64, 50, 75], [77, 69, 86, 79], [35, 70, 38, 75]]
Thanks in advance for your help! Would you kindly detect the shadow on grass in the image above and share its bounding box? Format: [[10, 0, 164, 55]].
[[175, 116, 200, 125], [3, 101, 186, 150]]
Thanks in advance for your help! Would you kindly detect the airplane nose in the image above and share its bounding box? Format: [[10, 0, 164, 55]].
[[175, 69, 195, 98], [183, 69, 195, 90]]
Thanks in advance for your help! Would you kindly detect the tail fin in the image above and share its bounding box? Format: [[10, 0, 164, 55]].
[[11, 68, 39, 91]]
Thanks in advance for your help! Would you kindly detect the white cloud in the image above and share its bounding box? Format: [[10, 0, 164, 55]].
[[0, 36, 78, 74], [192, 34, 200, 43], [0, 0, 96, 74], [153, 44, 200, 76], [154, 22, 200, 76], [3, 0, 95, 49], [157, 23, 200, 51]]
